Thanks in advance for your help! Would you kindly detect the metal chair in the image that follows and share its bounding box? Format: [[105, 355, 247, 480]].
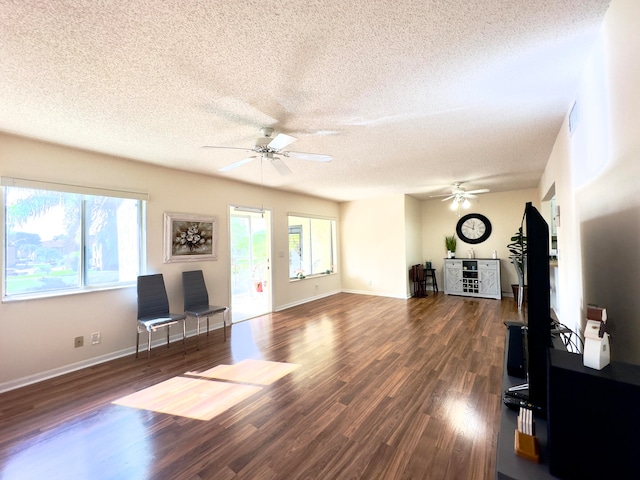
[[136, 274, 186, 361], [182, 270, 229, 348]]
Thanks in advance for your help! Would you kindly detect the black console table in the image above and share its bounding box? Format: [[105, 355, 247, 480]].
[[546, 348, 640, 478], [497, 327, 640, 479], [495, 328, 557, 479]]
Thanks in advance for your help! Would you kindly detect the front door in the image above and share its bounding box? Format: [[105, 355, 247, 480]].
[[229, 207, 271, 323]]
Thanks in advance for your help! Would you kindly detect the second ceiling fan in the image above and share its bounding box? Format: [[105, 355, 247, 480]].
[[204, 127, 332, 176], [430, 182, 490, 210]]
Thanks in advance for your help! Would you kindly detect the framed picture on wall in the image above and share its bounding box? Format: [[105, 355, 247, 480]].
[[163, 212, 217, 263]]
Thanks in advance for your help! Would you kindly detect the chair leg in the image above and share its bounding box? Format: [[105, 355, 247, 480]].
[[136, 331, 140, 358], [147, 330, 152, 363], [182, 319, 186, 354], [223, 309, 228, 342], [166, 326, 170, 348], [196, 316, 200, 351], [197, 315, 210, 351]]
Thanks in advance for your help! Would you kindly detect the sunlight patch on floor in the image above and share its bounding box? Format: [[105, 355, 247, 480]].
[[187, 359, 301, 385], [113, 360, 300, 420], [113, 377, 262, 421]]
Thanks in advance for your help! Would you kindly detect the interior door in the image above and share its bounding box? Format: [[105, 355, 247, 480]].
[[229, 207, 272, 323]]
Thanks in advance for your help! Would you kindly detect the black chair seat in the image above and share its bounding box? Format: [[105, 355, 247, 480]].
[[136, 274, 186, 362], [182, 270, 229, 348], [138, 314, 185, 330]]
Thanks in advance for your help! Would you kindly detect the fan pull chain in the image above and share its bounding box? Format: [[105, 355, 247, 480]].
[[260, 156, 265, 216]]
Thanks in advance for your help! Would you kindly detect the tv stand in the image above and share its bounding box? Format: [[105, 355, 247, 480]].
[[496, 329, 556, 479]]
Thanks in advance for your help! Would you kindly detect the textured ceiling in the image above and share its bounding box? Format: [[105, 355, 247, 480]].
[[0, 1, 611, 202]]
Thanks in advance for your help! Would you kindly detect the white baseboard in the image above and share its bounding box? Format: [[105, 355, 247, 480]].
[[0, 347, 134, 394], [0, 324, 224, 394], [274, 290, 342, 311], [341, 289, 408, 299], [274, 289, 409, 311]]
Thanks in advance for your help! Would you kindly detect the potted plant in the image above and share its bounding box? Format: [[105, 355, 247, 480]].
[[445, 234, 457, 258], [507, 227, 527, 309]]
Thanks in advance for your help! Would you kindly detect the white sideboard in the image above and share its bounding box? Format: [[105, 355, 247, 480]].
[[443, 258, 501, 299]]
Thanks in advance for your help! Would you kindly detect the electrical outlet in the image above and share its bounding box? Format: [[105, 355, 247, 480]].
[[91, 332, 101, 345], [74, 336, 84, 348]]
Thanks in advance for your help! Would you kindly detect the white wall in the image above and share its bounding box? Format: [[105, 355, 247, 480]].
[[0, 133, 340, 391], [404, 195, 423, 296], [340, 195, 409, 298], [540, 0, 640, 364], [421, 189, 539, 295], [340, 190, 542, 300]]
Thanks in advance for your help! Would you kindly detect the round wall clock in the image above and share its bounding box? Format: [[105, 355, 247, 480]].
[[456, 213, 492, 244]]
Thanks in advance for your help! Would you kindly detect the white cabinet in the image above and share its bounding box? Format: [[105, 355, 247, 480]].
[[443, 258, 501, 299], [444, 259, 464, 294]]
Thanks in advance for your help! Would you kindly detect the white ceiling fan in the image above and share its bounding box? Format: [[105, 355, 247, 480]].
[[430, 182, 490, 210], [203, 127, 332, 176]]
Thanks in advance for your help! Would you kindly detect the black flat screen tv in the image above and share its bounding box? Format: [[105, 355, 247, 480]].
[[523, 201, 553, 416]]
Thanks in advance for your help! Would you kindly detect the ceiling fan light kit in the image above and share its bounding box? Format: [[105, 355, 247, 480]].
[[205, 126, 332, 176], [431, 182, 490, 215], [449, 195, 472, 211]]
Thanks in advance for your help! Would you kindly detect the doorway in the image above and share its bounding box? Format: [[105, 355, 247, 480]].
[[229, 206, 272, 323]]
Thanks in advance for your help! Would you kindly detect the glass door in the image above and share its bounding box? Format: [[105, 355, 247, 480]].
[[229, 207, 271, 323]]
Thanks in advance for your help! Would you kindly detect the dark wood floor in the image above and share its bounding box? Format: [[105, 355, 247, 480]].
[[0, 292, 520, 479]]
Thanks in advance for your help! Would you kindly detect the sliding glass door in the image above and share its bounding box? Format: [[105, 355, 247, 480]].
[[229, 207, 271, 322]]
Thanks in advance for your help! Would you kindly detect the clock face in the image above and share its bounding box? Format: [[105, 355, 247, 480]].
[[456, 213, 492, 244]]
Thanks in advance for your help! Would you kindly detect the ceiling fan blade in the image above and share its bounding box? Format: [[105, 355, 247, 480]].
[[202, 145, 256, 153], [284, 151, 332, 162], [218, 156, 257, 172], [268, 133, 297, 151], [439, 195, 455, 201], [465, 188, 490, 195], [270, 156, 292, 176]]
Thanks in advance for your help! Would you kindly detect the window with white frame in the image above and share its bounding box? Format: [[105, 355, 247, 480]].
[[288, 214, 336, 279], [2, 178, 146, 300]]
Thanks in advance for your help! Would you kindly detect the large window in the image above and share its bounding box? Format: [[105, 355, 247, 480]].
[[3, 178, 146, 300], [288, 214, 336, 279]]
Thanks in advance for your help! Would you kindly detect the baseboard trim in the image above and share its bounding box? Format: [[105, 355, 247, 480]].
[[0, 347, 134, 394], [341, 289, 408, 299], [0, 324, 224, 394], [274, 290, 342, 311]]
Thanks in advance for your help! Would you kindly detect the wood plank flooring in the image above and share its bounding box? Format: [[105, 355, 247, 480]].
[[0, 292, 520, 479]]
